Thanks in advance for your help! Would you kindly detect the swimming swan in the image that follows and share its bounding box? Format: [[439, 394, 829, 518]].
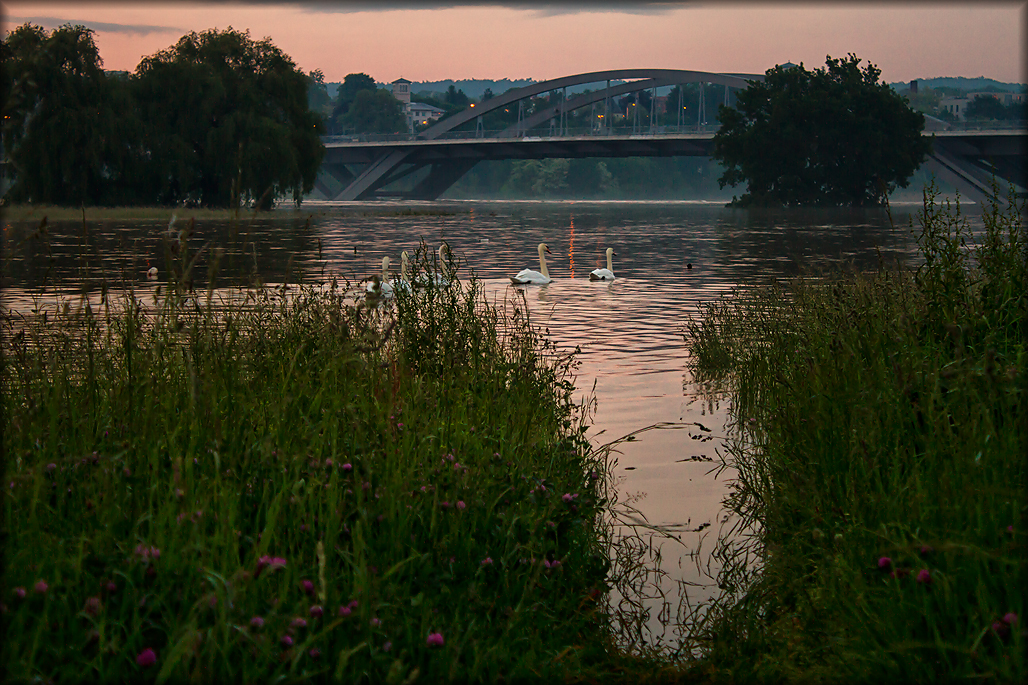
[[589, 248, 616, 281], [416, 244, 450, 287], [511, 243, 553, 285], [391, 250, 412, 293], [366, 256, 394, 299]]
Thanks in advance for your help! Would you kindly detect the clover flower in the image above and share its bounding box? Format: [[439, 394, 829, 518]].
[[426, 632, 445, 647], [250, 616, 265, 629], [877, 557, 892, 571], [136, 648, 157, 667]]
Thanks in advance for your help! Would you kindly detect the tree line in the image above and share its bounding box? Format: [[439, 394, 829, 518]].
[[2, 24, 323, 208]]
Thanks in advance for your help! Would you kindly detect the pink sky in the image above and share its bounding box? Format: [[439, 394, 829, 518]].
[[3, 2, 1025, 85]]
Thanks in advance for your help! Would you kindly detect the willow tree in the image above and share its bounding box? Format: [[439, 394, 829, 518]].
[[133, 28, 324, 209], [1, 24, 142, 205], [713, 54, 932, 207]]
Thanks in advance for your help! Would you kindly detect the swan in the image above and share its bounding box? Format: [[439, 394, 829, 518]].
[[365, 256, 394, 299], [511, 243, 553, 285], [589, 248, 616, 281], [390, 250, 412, 294], [415, 244, 450, 287], [146, 266, 159, 280]]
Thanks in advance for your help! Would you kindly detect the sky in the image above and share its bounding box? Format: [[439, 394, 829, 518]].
[[2, 1, 1025, 85]]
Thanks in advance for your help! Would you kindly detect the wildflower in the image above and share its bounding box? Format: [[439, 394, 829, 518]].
[[441, 501, 451, 509], [310, 605, 323, 619], [105, 581, 117, 593], [1007, 525, 1014, 534], [992, 621, 1009, 639], [457, 500, 466, 510], [281, 635, 293, 647], [543, 559, 562, 569], [370, 617, 381, 627], [343, 463, 352, 472], [383, 641, 392, 652], [915, 568, 932, 585], [1002, 612, 1018, 626], [34, 580, 48, 594], [349, 599, 359, 610], [46, 463, 56, 473], [426, 632, 445, 647], [301, 579, 315, 596], [250, 616, 265, 629], [14, 587, 26, 600], [338, 605, 352, 617], [309, 648, 321, 659], [325, 459, 333, 468], [135, 648, 157, 667], [481, 557, 493, 567], [84, 596, 102, 616], [562, 493, 579, 503], [291, 618, 307, 629], [877, 557, 892, 571]]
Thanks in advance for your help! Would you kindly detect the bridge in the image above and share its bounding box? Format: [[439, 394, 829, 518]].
[[312, 69, 1027, 204]]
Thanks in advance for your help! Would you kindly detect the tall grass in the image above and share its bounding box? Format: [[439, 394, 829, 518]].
[[683, 183, 1025, 682], [0, 240, 640, 682]]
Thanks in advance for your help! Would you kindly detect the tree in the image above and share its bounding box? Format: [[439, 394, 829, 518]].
[[330, 72, 377, 132], [307, 69, 331, 117], [133, 27, 323, 208], [444, 85, 469, 108], [713, 54, 932, 207], [345, 88, 406, 134], [964, 94, 1009, 121], [1, 23, 144, 205]]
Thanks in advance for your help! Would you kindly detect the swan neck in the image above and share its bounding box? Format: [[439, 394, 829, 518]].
[[606, 250, 613, 272], [538, 245, 549, 278]]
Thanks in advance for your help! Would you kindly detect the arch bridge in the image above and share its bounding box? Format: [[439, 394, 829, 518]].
[[313, 69, 1026, 204]]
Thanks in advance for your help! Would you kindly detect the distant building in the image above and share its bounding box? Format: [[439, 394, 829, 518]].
[[910, 80, 918, 94], [939, 96, 968, 119], [392, 77, 446, 132], [391, 78, 411, 105]]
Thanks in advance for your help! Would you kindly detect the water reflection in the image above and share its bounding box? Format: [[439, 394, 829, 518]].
[[3, 200, 934, 650]]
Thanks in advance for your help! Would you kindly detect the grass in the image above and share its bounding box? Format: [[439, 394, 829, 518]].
[[682, 182, 1026, 682], [0, 240, 668, 682]]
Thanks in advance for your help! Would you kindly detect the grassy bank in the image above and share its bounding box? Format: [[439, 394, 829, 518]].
[[0, 247, 646, 682], [683, 185, 1026, 681], [1, 204, 467, 223]]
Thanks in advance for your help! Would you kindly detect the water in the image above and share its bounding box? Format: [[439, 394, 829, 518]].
[[1, 199, 930, 649]]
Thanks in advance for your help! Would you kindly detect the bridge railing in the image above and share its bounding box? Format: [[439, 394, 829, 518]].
[[321, 123, 725, 145]]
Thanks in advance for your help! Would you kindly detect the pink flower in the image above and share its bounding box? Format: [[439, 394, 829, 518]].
[[349, 599, 359, 610], [338, 605, 352, 617], [877, 556, 892, 570], [136, 648, 157, 667], [106, 581, 117, 593], [370, 617, 381, 627], [281, 635, 293, 646], [441, 501, 451, 509], [14, 587, 26, 600], [562, 493, 578, 503], [34, 580, 48, 594], [250, 616, 265, 629], [1002, 612, 1018, 626], [291, 618, 307, 629], [310, 605, 323, 618], [426, 632, 445, 647], [325, 459, 333, 468], [456, 500, 466, 510], [383, 641, 392, 652], [309, 648, 321, 659], [543, 559, 562, 569], [343, 463, 352, 472], [915, 568, 932, 584], [481, 557, 493, 567], [301, 579, 315, 596]]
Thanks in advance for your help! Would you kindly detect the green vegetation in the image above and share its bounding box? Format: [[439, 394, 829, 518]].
[[0, 244, 657, 682], [714, 54, 933, 207], [683, 184, 1025, 681], [2, 25, 323, 209]]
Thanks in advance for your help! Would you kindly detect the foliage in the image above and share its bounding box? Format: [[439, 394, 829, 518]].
[[683, 183, 1026, 681], [329, 72, 378, 132], [132, 28, 324, 209], [0, 24, 144, 206], [964, 94, 1025, 121], [713, 54, 933, 207], [306, 69, 332, 118], [0, 243, 646, 682], [344, 88, 407, 135]]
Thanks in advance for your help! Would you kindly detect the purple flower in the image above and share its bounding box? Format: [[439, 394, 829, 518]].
[[136, 648, 157, 667], [84, 596, 102, 616], [325, 459, 333, 468], [281, 635, 293, 647], [915, 568, 932, 584], [877, 557, 892, 571], [301, 579, 315, 596], [34, 580, 48, 594], [250, 616, 265, 629], [343, 463, 353, 472], [13, 587, 26, 600], [383, 641, 392, 652], [441, 501, 451, 509], [480, 557, 493, 567], [349, 599, 359, 610], [46, 463, 56, 472], [562, 493, 578, 503], [291, 617, 307, 629], [426, 632, 445, 647], [309, 648, 321, 659], [106, 581, 117, 593], [543, 559, 562, 569], [920, 545, 933, 556], [338, 605, 352, 617], [310, 605, 324, 618], [1002, 612, 1018, 626], [456, 500, 466, 510], [370, 617, 381, 627]]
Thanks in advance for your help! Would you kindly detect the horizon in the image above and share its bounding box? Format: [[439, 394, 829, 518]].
[[2, 2, 1024, 86]]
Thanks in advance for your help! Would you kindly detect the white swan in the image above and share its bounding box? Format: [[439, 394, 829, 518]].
[[365, 256, 394, 299], [416, 244, 450, 287], [511, 243, 553, 285], [390, 250, 412, 294], [589, 248, 616, 281], [146, 266, 159, 280]]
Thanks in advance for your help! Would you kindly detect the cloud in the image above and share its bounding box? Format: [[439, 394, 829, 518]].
[[284, 0, 693, 15], [4, 16, 182, 36]]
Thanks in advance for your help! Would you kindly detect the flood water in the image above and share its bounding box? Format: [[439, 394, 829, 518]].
[[2, 199, 942, 649]]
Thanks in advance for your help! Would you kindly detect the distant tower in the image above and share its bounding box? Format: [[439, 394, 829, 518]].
[[910, 80, 919, 94], [391, 78, 411, 105]]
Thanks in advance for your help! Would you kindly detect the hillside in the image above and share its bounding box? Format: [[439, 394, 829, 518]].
[[890, 76, 1026, 92]]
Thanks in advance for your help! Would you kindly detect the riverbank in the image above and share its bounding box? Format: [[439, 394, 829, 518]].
[[1, 204, 468, 223], [0, 248, 668, 682], [683, 185, 1025, 681]]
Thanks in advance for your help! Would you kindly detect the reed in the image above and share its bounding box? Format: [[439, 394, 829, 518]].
[[683, 182, 1026, 681], [0, 242, 649, 682]]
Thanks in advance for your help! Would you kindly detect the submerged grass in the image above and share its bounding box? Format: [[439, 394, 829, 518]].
[[0, 241, 658, 682], [683, 183, 1026, 682]]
